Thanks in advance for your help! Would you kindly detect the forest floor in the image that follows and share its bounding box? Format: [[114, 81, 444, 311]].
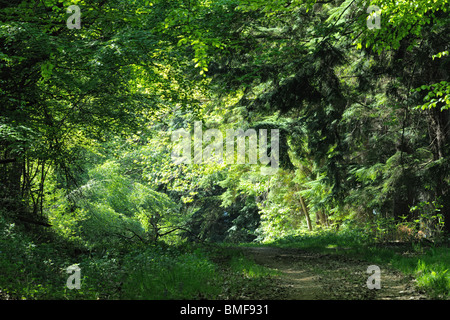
[[238, 246, 429, 300]]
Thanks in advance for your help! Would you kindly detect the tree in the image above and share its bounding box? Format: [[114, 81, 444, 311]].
[[0, 0, 197, 226]]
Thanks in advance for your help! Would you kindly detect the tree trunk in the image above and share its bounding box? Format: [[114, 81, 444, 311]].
[[0, 144, 23, 212], [316, 210, 329, 227], [299, 195, 312, 231], [427, 108, 450, 234]]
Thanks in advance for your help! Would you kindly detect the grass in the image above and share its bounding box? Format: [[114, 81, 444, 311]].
[[0, 217, 221, 300], [121, 247, 222, 299], [117, 245, 281, 300], [208, 246, 282, 299], [3, 213, 449, 300], [228, 253, 279, 278], [0, 220, 103, 299], [0, 216, 278, 300]]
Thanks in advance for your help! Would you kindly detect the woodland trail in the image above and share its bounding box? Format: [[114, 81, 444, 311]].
[[240, 246, 429, 300]]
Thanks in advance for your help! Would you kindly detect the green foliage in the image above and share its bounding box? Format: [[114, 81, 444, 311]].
[[413, 81, 450, 111], [1, 0, 450, 301], [356, 0, 449, 54], [255, 170, 308, 241], [410, 200, 445, 241], [268, 227, 371, 250], [121, 247, 221, 299], [0, 215, 100, 299], [50, 159, 179, 248], [416, 259, 450, 299], [2, 0, 449, 245]]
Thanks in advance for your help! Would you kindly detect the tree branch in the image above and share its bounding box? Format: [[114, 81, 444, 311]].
[[0, 159, 16, 164]]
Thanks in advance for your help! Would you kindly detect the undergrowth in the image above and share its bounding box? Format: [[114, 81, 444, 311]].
[[0, 217, 278, 300], [3, 213, 449, 300]]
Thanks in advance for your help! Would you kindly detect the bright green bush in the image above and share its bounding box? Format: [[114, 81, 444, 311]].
[[47, 160, 181, 249], [0, 217, 95, 299], [415, 260, 450, 299]]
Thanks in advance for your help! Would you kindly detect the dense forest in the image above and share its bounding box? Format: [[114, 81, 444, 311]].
[[1, 0, 450, 302]]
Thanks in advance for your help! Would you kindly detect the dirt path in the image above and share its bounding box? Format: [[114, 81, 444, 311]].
[[240, 246, 428, 300]]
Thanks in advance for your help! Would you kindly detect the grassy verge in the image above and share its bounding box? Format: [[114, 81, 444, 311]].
[[0, 217, 280, 300], [120, 246, 222, 299], [4, 214, 448, 300], [118, 245, 281, 299], [263, 230, 450, 299], [0, 224, 220, 300], [207, 246, 283, 299]]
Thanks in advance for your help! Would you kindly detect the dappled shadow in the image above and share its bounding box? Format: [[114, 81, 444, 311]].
[[240, 246, 428, 300]]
